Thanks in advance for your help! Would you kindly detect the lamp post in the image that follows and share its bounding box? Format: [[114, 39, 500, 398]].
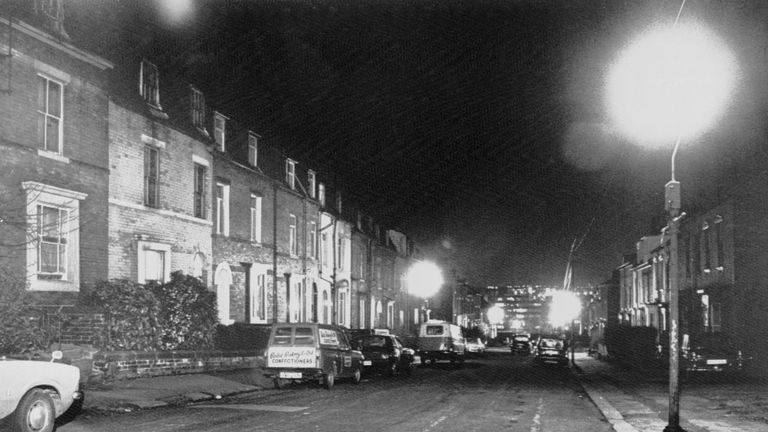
[[607, 17, 736, 432]]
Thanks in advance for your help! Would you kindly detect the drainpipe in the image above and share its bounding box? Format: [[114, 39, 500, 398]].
[[331, 218, 337, 325], [272, 182, 278, 323]]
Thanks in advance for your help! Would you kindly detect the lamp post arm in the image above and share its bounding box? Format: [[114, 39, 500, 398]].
[[670, 135, 682, 183]]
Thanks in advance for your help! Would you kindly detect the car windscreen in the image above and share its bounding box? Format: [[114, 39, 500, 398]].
[[425, 326, 444, 335], [272, 326, 294, 345], [539, 338, 565, 349], [293, 327, 315, 346], [362, 336, 389, 348]]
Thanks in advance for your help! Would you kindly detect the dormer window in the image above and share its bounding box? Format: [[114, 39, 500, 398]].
[[248, 132, 259, 166], [307, 170, 316, 199], [214, 112, 227, 151], [318, 183, 325, 207], [190, 86, 207, 133], [140, 59, 161, 108], [285, 158, 296, 190]]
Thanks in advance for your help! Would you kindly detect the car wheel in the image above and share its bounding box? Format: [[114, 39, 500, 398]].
[[351, 367, 362, 385], [12, 388, 55, 432], [323, 366, 336, 390]]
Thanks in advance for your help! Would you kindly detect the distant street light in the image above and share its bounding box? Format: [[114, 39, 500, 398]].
[[406, 261, 444, 321], [487, 304, 505, 340], [607, 15, 736, 432]]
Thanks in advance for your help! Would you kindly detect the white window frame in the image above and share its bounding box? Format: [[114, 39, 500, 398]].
[[308, 221, 317, 259], [285, 158, 296, 190], [23, 182, 85, 291], [307, 170, 316, 199], [215, 182, 230, 236], [190, 86, 206, 132], [250, 194, 262, 243], [289, 214, 298, 256], [213, 111, 227, 151], [137, 240, 171, 284], [37, 74, 64, 154], [248, 132, 259, 166], [338, 288, 349, 326], [139, 59, 161, 108], [250, 264, 269, 324]]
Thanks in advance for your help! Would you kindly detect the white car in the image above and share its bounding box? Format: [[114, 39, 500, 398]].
[[0, 351, 84, 432]]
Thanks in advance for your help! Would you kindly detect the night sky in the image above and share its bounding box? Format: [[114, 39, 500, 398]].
[[67, 0, 768, 287]]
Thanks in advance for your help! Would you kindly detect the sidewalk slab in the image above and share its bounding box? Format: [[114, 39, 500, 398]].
[[84, 372, 261, 412], [574, 352, 768, 432]]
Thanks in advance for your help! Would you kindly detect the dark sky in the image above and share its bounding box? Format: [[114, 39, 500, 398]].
[[68, 0, 768, 287]]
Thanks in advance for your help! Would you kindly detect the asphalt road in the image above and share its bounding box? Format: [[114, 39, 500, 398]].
[[59, 353, 614, 432]]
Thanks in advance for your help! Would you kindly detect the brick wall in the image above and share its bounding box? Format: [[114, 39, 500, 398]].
[[108, 102, 213, 285], [92, 350, 263, 382]]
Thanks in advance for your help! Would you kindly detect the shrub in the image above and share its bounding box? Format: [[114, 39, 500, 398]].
[[0, 275, 47, 354], [152, 272, 218, 350], [80, 279, 161, 351]]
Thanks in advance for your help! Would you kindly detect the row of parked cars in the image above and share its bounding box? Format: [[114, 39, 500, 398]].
[[263, 320, 472, 390]]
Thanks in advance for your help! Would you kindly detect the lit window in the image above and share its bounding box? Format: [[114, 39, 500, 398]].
[[289, 214, 297, 256], [37, 75, 63, 154], [190, 86, 206, 131], [248, 132, 259, 166], [285, 159, 296, 190], [215, 182, 230, 236], [308, 170, 316, 198], [144, 146, 159, 208], [137, 241, 171, 284], [214, 112, 227, 151], [139, 59, 161, 107], [193, 163, 206, 218], [250, 194, 262, 242]]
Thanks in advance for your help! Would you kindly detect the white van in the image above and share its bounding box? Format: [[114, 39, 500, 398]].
[[417, 320, 466, 365]]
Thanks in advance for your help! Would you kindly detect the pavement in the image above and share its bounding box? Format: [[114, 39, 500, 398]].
[[80, 350, 768, 432]]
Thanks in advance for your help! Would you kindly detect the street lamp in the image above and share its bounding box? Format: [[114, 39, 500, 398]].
[[607, 18, 736, 432], [406, 260, 444, 322], [487, 304, 505, 340]]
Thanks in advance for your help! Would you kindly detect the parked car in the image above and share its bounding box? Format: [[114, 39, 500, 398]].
[[681, 333, 750, 376], [655, 332, 750, 377], [510, 334, 531, 355], [533, 335, 569, 367], [352, 333, 417, 376], [0, 350, 84, 432], [263, 323, 364, 390], [465, 338, 486, 354], [417, 320, 466, 365]]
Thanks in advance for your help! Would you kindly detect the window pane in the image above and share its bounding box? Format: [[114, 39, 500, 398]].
[[40, 206, 59, 238], [46, 117, 60, 152], [48, 81, 61, 117], [58, 243, 66, 273], [40, 243, 58, 273], [145, 249, 164, 282], [38, 76, 47, 111]]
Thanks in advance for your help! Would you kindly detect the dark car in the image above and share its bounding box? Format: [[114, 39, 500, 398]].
[[533, 335, 569, 367], [681, 333, 750, 376], [353, 334, 417, 376], [510, 334, 531, 355], [655, 333, 750, 377]]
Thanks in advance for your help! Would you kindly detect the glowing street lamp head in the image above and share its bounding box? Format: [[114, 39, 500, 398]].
[[549, 290, 581, 329], [607, 22, 737, 146], [487, 305, 505, 325], [406, 261, 444, 299]]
